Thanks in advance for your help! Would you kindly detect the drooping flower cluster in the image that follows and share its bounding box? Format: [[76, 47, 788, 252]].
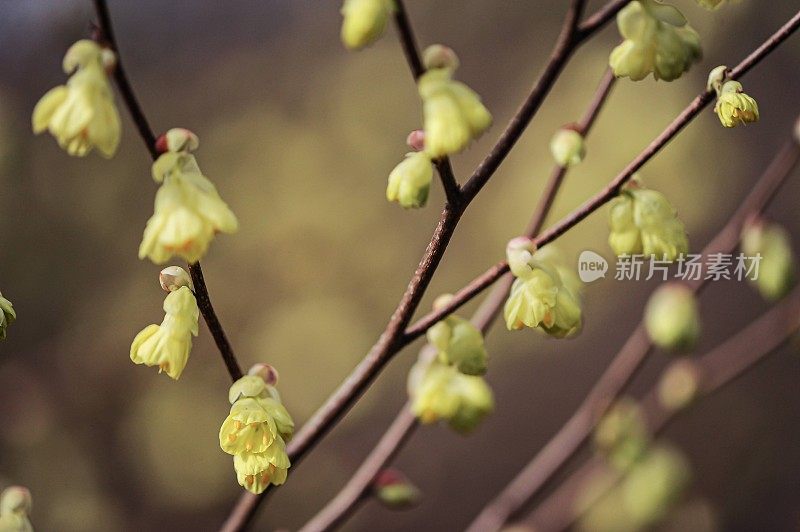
[[426, 294, 488, 376], [608, 178, 688, 261], [220, 369, 294, 494], [139, 128, 239, 264], [340, 0, 395, 50], [130, 267, 199, 380], [0, 291, 16, 341], [504, 238, 583, 338], [609, 0, 701, 82], [741, 219, 795, 300], [32, 39, 121, 158], [644, 283, 700, 351], [0, 486, 33, 532]]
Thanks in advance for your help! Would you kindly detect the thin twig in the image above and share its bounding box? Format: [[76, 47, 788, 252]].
[[299, 65, 617, 532], [525, 286, 800, 531], [467, 135, 800, 532], [92, 0, 243, 381]]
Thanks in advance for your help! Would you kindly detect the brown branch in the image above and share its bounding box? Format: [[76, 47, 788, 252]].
[[525, 286, 800, 531], [467, 134, 800, 532], [298, 66, 617, 532], [92, 0, 243, 381]]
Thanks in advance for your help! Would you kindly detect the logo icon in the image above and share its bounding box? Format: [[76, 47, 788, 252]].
[[578, 250, 608, 283]]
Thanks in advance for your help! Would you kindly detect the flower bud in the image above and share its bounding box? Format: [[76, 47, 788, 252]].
[[228, 375, 269, 404], [549, 127, 585, 168], [595, 398, 648, 470], [386, 152, 434, 209], [0, 486, 32, 516], [644, 284, 700, 352], [741, 220, 795, 301], [159, 266, 193, 292], [706, 65, 728, 94], [714, 80, 759, 128], [422, 44, 460, 72], [658, 359, 701, 411], [427, 300, 488, 376], [505, 236, 537, 279], [248, 363, 280, 386], [157, 127, 199, 153], [622, 445, 691, 526], [100, 47, 117, 72], [0, 291, 16, 341], [340, 0, 394, 50], [373, 469, 421, 509], [406, 129, 426, 152]]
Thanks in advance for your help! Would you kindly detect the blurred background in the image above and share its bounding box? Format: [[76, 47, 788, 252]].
[[1, 1, 799, 530]]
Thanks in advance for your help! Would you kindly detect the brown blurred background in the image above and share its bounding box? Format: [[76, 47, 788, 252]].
[[1, 1, 799, 530]]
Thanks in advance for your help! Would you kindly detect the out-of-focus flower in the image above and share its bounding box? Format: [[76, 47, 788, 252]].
[[658, 359, 701, 411], [426, 295, 488, 376], [741, 219, 795, 300], [340, 0, 395, 50], [550, 127, 586, 168], [374, 469, 421, 509], [504, 240, 583, 338], [130, 286, 199, 380], [221, 373, 294, 494], [714, 80, 759, 128], [386, 152, 434, 208], [609, 0, 701, 82], [645, 284, 700, 352], [608, 179, 688, 261], [0, 291, 16, 341], [408, 358, 493, 433], [32, 39, 121, 158], [0, 486, 33, 532], [595, 399, 649, 470], [418, 47, 491, 158], [139, 129, 238, 264]]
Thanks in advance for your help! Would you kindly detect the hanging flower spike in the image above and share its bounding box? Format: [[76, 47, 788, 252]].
[[503, 239, 583, 338], [386, 152, 434, 208], [220, 369, 295, 494], [340, 0, 395, 50], [32, 40, 121, 158], [426, 294, 488, 376], [418, 45, 492, 158], [130, 270, 199, 380], [609, 0, 701, 82], [139, 128, 239, 264], [741, 219, 795, 301], [0, 486, 33, 532], [714, 80, 759, 128], [407, 358, 493, 433], [0, 291, 16, 341], [608, 178, 689, 261]]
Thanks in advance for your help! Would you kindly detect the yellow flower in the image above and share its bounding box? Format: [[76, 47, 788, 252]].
[[741, 220, 795, 300], [714, 80, 759, 128], [427, 296, 488, 376], [340, 0, 395, 50], [139, 132, 238, 264], [608, 180, 688, 260], [0, 486, 33, 532], [408, 359, 493, 433], [130, 286, 199, 380], [233, 448, 290, 494], [0, 291, 16, 341], [504, 245, 583, 337], [609, 1, 701, 82], [550, 128, 586, 168], [418, 67, 492, 158], [644, 284, 700, 351], [32, 40, 121, 158], [386, 152, 433, 209]]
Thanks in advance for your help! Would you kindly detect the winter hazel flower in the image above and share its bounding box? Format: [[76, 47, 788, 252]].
[[0, 486, 33, 532], [742, 220, 795, 301], [386, 152, 434, 209], [418, 46, 491, 158], [340, 0, 395, 50], [550, 127, 586, 168], [0, 291, 16, 341], [714, 80, 759, 128], [608, 179, 688, 261], [139, 129, 238, 264], [426, 295, 488, 376], [407, 358, 493, 433], [32, 40, 121, 158], [504, 239, 583, 338], [644, 283, 700, 352], [130, 285, 199, 380], [220, 373, 295, 494], [609, 0, 701, 82]]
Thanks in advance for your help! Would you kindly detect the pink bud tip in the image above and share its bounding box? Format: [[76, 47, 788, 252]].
[[406, 130, 426, 152], [155, 134, 169, 154]]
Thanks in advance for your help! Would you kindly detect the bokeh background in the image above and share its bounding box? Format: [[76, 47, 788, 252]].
[[1, 1, 799, 530]]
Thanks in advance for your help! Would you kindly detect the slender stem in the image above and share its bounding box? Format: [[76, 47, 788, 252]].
[[576, 0, 631, 40], [299, 65, 617, 532], [467, 136, 800, 532], [92, 0, 243, 381], [526, 286, 800, 531]]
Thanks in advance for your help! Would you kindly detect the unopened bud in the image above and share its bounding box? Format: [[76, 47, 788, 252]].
[[645, 284, 700, 352], [373, 469, 420, 509], [432, 293, 454, 312], [159, 266, 193, 292], [506, 236, 536, 278], [550, 126, 585, 168], [156, 127, 199, 154], [658, 359, 701, 411], [248, 363, 279, 386], [101, 47, 117, 72], [422, 44, 460, 71], [706, 65, 729, 95], [228, 375, 268, 404], [406, 129, 426, 152], [595, 398, 648, 470], [741, 219, 796, 300], [0, 486, 32, 516]]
